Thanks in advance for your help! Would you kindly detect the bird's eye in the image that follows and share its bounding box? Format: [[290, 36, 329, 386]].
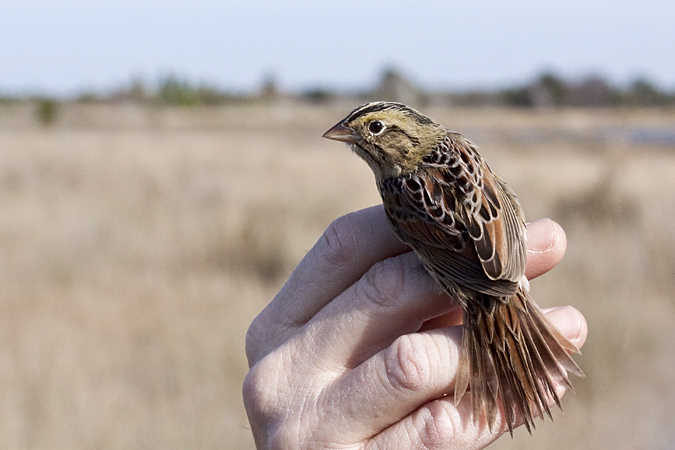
[[368, 120, 385, 135]]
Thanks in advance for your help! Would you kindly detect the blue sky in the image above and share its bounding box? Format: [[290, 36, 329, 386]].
[[2, 0, 674, 96]]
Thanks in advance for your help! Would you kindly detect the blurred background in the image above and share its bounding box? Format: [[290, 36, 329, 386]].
[[1, 1, 675, 448]]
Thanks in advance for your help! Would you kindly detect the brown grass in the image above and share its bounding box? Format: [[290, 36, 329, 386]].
[[1, 102, 674, 449]]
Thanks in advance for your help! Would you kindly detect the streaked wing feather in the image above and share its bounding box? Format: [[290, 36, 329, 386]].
[[474, 167, 527, 282], [415, 245, 518, 297], [381, 175, 518, 297], [492, 174, 528, 281], [422, 135, 528, 283]]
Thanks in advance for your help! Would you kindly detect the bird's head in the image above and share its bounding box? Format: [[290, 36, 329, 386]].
[[323, 102, 447, 179]]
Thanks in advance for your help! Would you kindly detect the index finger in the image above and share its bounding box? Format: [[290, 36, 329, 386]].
[[246, 205, 410, 365], [524, 218, 567, 280]]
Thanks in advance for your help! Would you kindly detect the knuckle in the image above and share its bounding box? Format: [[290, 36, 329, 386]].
[[242, 363, 271, 415], [242, 356, 283, 417], [319, 212, 361, 269], [243, 353, 321, 450], [416, 400, 456, 449], [359, 256, 407, 309], [383, 334, 433, 393]]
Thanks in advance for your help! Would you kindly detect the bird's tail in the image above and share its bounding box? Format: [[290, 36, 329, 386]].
[[454, 288, 584, 435]]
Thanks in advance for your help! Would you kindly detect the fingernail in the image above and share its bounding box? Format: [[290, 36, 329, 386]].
[[527, 219, 556, 252], [545, 306, 582, 340]]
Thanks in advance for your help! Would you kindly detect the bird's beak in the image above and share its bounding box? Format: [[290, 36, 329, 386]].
[[322, 122, 359, 144]]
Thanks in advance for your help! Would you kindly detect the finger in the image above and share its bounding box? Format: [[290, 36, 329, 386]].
[[363, 306, 587, 449], [326, 327, 463, 444], [525, 219, 567, 280], [289, 219, 570, 371], [365, 395, 501, 450], [422, 221, 569, 332], [541, 305, 588, 350], [295, 251, 459, 370], [246, 205, 409, 365], [419, 308, 463, 331], [278, 205, 408, 324]]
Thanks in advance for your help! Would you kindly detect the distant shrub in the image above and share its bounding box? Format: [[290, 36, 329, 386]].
[[626, 78, 674, 106], [36, 98, 58, 126], [158, 76, 201, 106], [156, 75, 244, 106], [499, 88, 533, 107], [302, 89, 334, 104]]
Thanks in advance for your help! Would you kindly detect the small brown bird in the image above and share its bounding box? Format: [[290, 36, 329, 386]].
[[323, 102, 583, 434]]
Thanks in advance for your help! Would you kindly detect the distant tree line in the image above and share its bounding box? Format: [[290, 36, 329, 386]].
[[465, 72, 675, 108], [362, 69, 675, 108], [2, 70, 674, 109]]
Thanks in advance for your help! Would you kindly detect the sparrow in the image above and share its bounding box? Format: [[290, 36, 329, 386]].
[[323, 101, 583, 434]]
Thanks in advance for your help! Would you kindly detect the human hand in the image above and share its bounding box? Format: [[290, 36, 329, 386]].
[[243, 205, 587, 449]]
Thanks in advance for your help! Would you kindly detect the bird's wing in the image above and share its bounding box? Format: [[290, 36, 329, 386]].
[[381, 172, 519, 298], [461, 161, 528, 283], [380, 135, 527, 295]]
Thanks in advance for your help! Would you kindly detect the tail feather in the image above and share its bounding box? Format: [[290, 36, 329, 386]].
[[454, 288, 583, 435]]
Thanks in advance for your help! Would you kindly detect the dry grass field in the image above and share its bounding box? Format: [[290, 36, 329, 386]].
[[0, 101, 674, 449]]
